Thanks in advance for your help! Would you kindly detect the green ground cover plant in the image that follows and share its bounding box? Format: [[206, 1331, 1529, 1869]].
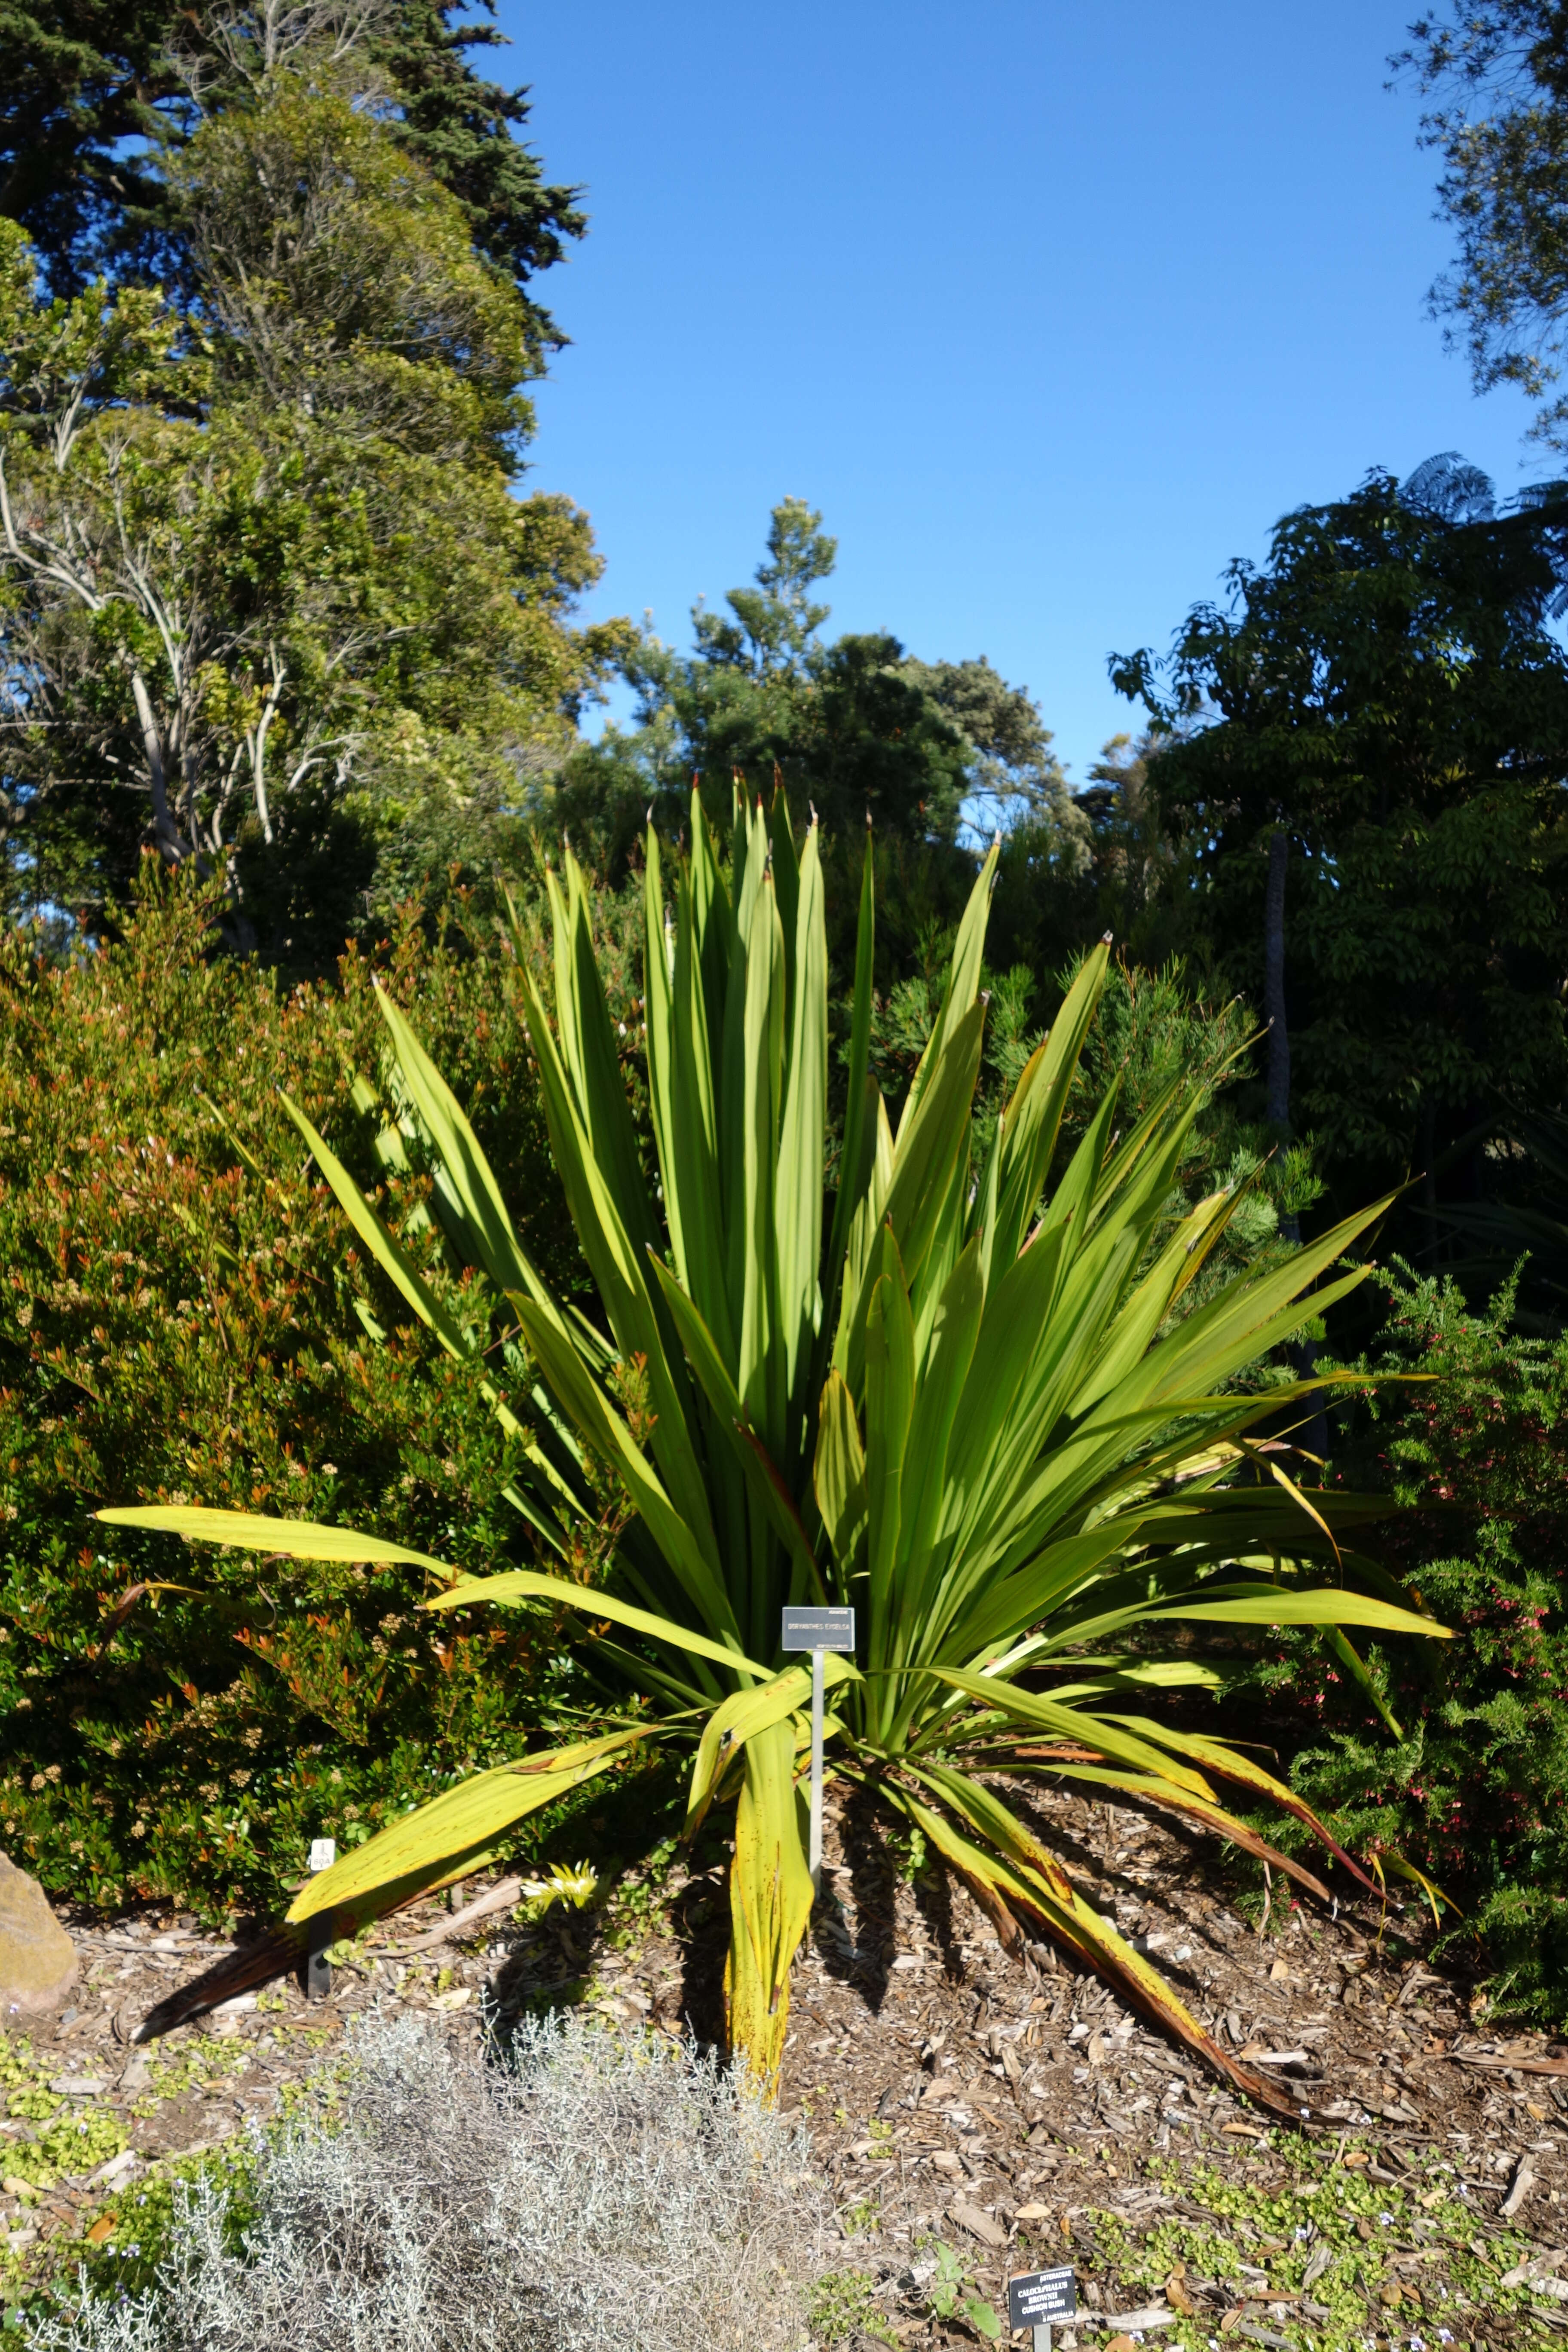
[[0, 2021, 264, 2330], [0, 868, 643, 1920], [1066, 2140, 1557, 2349], [766, 2137, 1564, 2349]]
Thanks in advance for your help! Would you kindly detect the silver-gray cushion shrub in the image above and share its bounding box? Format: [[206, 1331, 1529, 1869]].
[[35, 2009, 824, 2352]]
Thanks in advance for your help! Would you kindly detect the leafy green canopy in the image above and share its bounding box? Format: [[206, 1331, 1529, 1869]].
[[1400, 1, 1568, 448], [0, 0, 584, 332], [1113, 464, 1568, 1188], [558, 498, 1089, 869], [0, 65, 625, 944], [108, 795, 1446, 2101]]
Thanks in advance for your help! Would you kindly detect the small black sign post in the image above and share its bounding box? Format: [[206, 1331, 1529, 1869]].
[[1006, 2266, 1076, 2352], [781, 1606, 855, 1896]]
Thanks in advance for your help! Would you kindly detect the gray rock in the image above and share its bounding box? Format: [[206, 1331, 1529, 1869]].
[[0, 1852, 77, 2016]]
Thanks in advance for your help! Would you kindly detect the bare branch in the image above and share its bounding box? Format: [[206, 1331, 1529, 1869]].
[[177, 0, 398, 113]]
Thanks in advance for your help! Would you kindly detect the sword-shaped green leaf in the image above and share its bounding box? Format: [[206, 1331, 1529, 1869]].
[[686, 1653, 858, 1838], [132, 783, 1449, 2101], [287, 1730, 648, 1926]]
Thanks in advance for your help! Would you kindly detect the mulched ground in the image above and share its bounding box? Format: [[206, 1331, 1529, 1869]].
[[4, 1776, 1564, 2347]]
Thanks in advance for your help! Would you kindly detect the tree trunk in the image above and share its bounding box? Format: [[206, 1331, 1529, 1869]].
[[1419, 1096, 1437, 1216], [130, 670, 185, 862], [1265, 825, 1290, 1133], [1264, 824, 1327, 1460]]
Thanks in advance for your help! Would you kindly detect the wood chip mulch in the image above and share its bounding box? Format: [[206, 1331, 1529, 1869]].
[[9, 1777, 1562, 2346]]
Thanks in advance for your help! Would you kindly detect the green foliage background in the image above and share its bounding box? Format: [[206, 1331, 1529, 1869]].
[[0, 0, 1566, 2045], [1237, 1261, 1568, 2021], [0, 870, 646, 1919], [0, 861, 1313, 1932]]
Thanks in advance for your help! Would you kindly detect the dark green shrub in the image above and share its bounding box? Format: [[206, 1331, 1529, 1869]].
[[0, 867, 645, 1922], [1238, 1261, 1568, 2018]]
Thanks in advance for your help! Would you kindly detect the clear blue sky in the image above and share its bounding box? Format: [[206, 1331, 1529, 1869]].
[[493, 0, 1541, 785]]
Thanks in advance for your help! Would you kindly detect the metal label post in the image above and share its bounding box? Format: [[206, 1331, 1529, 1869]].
[[808, 1646, 826, 1887], [305, 1836, 336, 2001], [781, 1606, 854, 1899]]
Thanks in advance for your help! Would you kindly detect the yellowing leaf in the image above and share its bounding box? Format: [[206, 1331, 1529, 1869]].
[[285, 1731, 647, 1926]]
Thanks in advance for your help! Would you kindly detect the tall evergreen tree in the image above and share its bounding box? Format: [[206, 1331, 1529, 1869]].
[[559, 498, 1084, 871], [0, 35, 623, 953], [1114, 460, 1568, 1204], [0, 0, 584, 333]]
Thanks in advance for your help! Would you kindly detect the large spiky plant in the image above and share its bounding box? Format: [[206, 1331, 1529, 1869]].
[[106, 793, 1446, 2108]]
